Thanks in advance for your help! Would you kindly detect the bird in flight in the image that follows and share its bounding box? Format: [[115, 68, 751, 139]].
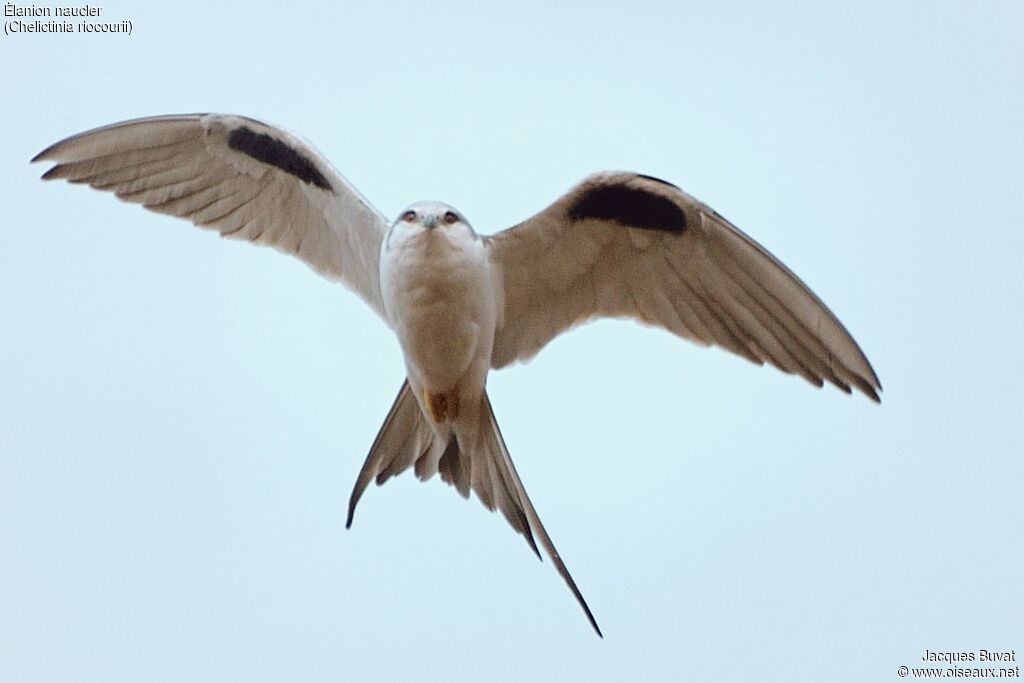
[[34, 113, 881, 636]]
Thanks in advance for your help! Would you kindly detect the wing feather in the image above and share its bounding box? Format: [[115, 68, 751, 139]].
[[487, 172, 881, 401], [34, 114, 390, 319]]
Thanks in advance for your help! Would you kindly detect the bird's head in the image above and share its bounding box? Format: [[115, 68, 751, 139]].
[[389, 201, 477, 243]]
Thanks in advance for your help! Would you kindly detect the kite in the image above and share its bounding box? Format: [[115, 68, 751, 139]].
[[35, 114, 881, 635]]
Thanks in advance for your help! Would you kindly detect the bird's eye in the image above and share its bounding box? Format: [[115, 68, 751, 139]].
[[443, 211, 459, 225], [401, 210, 417, 223]]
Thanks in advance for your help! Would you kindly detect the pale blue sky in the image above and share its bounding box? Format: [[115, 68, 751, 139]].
[[2, 1, 1022, 681]]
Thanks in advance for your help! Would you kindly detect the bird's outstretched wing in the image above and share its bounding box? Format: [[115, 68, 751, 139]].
[[33, 114, 390, 319], [486, 172, 881, 400]]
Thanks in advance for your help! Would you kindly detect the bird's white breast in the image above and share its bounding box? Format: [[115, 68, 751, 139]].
[[380, 228, 497, 395]]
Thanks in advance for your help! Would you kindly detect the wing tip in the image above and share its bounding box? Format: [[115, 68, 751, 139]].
[[851, 373, 883, 403], [825, 374, 881, 403], [32, 137, 74, 163], [30, 113, 212, 170], [39, 164, 64, 181]]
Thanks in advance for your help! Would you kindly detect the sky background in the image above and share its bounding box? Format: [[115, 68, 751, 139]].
[[2, 1, 1022, 681]]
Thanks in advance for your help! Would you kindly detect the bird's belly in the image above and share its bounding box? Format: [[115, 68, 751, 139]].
[[399, 296, 482, 390], [382, 237, 495, 394]]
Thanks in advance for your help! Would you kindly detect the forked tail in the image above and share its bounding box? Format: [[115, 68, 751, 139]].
[[346, 380, 602, 636]]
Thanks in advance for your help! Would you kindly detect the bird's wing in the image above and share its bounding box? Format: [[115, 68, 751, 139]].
[[33, 113, 390, 319], [486, 172, 881, 400]]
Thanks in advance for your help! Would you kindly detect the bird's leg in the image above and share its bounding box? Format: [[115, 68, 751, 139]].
[[424, 388, 460, 423], [425, 391, 447, 422]]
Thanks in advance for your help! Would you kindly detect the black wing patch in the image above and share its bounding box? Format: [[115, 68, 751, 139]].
[[227, 126, 332, 191], [568, 183, 686, 234]]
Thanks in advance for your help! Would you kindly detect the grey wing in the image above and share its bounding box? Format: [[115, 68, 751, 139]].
[[486, 172, 881, 400], [33, 113, 390, 319]]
